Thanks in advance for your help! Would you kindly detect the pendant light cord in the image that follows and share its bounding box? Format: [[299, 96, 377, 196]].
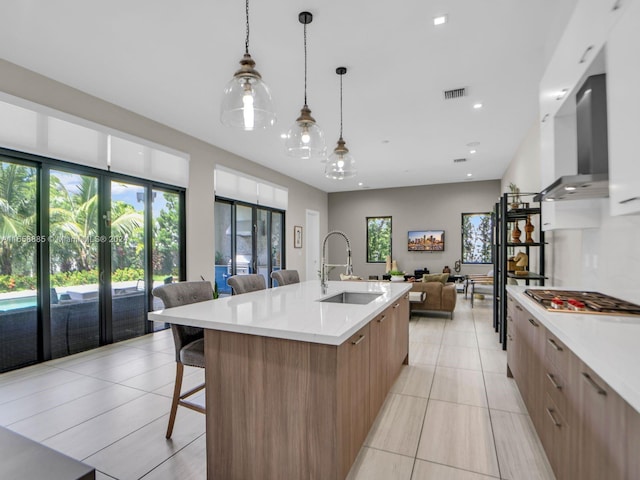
[[303, 23, 308, 105], [339, 73, 343, 138], [245, 0, 250, 54]]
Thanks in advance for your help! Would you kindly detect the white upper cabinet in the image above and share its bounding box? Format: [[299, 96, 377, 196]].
[[607, 0, 640, 215]]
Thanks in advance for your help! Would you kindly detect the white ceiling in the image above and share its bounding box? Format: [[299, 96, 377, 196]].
[[0, 0, 577, 193]]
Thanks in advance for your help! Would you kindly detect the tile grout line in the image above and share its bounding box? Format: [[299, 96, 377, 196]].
[[473, 304, 505, 480], [407, 313, 441, 479]]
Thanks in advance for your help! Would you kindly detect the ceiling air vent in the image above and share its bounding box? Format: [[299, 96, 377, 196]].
[[453, 158, 467, 163], [443, 87, 467, 100]]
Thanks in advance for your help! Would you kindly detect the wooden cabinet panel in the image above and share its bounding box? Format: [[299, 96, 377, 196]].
[[395, 294, 409, 368], [337, 324, 371, 479], [627, 403, 640, 479], [541, 392, 572, 480], [369, 309, 391, 423], [576, 363, 627, 480]]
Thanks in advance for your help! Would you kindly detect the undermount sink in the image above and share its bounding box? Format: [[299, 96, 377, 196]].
[[319, 292, 383, 305]]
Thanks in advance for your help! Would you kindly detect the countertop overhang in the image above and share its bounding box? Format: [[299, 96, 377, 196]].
[[507, 285, 640, 413], [149, 280, 412, 346]]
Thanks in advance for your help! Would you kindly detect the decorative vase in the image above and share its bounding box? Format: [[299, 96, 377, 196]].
[[443, 266, 451, 274], [390, 275, 405, 282], [525, 215, 535, 243], [511, 221, 522, 243]]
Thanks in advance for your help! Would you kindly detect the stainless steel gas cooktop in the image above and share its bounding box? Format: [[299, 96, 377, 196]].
[[524, 289, 640, 316]]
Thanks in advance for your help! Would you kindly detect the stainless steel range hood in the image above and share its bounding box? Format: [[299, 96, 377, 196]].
[[535, 74, 609, 202]]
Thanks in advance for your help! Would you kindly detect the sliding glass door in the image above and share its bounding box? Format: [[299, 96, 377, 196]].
[[49, 169, 100, 358], [0, 149, 185, 373], [214, 198, 285, 293], [110, 180, 147, 342], [0, 159, 38, 371]]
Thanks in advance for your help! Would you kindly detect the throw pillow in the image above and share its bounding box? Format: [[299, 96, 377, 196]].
[[422, 273, 448, 284]]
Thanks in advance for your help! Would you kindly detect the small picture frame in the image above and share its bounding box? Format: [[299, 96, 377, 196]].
[[294, 225, 303, 248]]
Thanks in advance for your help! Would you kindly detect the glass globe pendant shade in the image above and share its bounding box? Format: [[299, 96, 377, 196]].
[[220, 53, 276, 130], [324, 137, 356, 180], [285, 105, 326, 160]]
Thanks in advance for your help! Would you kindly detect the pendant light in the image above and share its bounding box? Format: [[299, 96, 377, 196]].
[[325, 67, 356, 180], [285, 11, 326, 160], [220, 0, 276, 130]]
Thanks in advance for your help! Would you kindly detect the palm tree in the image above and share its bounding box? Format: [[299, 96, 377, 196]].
[[49, 174, 144, 273], [0, 161, 36, 275]]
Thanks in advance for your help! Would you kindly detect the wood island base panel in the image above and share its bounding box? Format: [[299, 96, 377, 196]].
[[204, 298, 409, 480]]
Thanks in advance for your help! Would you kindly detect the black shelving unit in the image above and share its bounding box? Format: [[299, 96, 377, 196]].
[[493, 192, 546, 349]]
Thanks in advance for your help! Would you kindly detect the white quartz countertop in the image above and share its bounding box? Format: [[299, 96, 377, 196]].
[[507, 285, 640, 413], [149, 280, 412, 346]]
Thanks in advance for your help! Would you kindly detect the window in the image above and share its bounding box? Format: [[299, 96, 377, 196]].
[[461, 212, 493, 264], [366, 217, 392, 263]]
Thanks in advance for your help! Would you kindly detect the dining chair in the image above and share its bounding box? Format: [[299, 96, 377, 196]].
[[227, 274, 266, 295], [151, 280, 213, 438], [270, 270, 300, 286]]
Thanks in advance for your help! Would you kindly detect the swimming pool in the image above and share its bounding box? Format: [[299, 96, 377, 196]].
[[0, 296, 37, 311]]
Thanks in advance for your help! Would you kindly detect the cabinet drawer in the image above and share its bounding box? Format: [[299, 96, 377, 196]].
[[545, 330, 569, 380], [544, 366, 570, 424], [542, 392, 572, 479]]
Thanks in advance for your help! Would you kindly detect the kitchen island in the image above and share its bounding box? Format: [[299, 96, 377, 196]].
[[149, 280, 412, 480]]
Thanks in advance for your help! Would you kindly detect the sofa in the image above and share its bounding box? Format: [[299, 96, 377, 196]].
[[410, 280, 457, 318]]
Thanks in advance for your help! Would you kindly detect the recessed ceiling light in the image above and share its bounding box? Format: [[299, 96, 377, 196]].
[[433, 15, 448, 26], [545, 198, 554, 202], [467, 173, 473, 177], [565, 186, 577, 191], [470, 149, 477, 154], [473, 103, 483, 109], [280, 133, 288, 139], [555, 88, 568, 100], [358, 182, 363, 186]]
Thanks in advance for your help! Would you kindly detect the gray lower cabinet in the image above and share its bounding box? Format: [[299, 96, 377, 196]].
[[507, 295, 639, 480]]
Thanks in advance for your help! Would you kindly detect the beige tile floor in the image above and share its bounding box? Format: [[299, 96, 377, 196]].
[[0, 297, 555, 479]]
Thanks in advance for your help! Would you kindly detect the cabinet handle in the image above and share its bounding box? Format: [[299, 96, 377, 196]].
[[546, 373, 562, 390], [352, 335, 366, 346], [528, 318, 539, 327], [507, 334, 513, 341], [378, 315, 386, 323], [619, 196, 640, 205], [582, 372, 607, 395], [515, 305, 523, 312], [404, 294, 409, 299], [579, 45, 594, 64], [547, 338, 563, 351], [546, 408, 562, 427], [393, 303, 400, 309], [543, 222, 551, 226]]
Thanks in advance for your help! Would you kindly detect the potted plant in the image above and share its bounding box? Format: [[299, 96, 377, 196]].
[[508, 183, 521, 209], [388, 270, 405, 282]]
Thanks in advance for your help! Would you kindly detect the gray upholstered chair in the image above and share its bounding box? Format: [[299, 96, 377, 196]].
[[270, 269, 300, 286], [227, 274, 266, 295], [151, 281, 213, 438]]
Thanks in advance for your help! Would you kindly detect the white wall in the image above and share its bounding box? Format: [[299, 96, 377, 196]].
[[328, 180, 500, 280], [0, 59, 328, 281]]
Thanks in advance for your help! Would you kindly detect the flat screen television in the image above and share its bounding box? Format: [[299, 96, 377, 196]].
[[408, 230, 445, 252]]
